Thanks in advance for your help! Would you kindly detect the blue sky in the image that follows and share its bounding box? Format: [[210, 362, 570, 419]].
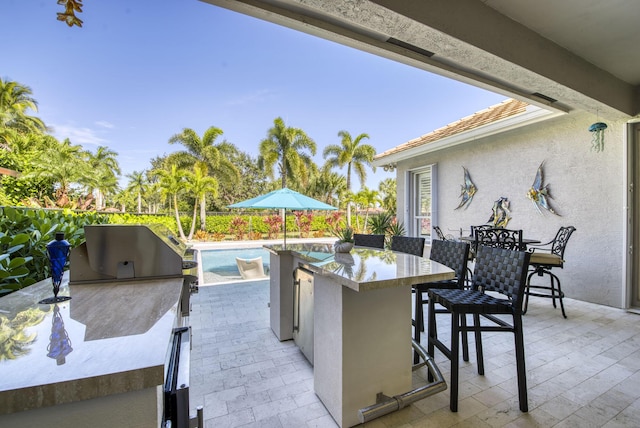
[[3, 0, 506, 190]]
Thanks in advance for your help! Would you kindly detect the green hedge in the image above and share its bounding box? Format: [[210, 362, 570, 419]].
[[0, 207, 109, 296]]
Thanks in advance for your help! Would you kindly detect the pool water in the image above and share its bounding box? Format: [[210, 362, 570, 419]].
[[200, 248, 270, 283]]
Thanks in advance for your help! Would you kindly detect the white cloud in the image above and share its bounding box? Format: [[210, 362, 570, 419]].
[[51, 124, 108, 146], [95, 120, 115, 129], [226, 89, 276, 106]]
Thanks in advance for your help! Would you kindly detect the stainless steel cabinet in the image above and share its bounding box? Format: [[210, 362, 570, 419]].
[[293, 267, 314, 364]]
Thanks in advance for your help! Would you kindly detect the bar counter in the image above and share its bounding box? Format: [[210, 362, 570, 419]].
[[265, 242, 454, 427], [0, 273, 184, 427]]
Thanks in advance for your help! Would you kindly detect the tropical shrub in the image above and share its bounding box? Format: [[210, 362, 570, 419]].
[[264, 215, 282, 239], [229, 216, 248, 241], [293, 211, 313, 238], [369, 212, 394, 235], [0, 207, 108, 295]]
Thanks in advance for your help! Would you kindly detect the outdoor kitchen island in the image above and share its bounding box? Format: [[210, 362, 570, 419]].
[[0, 225, 198, 428], [265, 243, 455, 428], [0, 274, 185, 427]]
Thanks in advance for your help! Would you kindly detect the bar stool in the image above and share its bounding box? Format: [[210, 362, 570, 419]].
[[524, 226, 576, 318], [390, 235, 425, 257], [353, 233, 385, 249], [413, 239, 470, 363], [428, 246, 531, 412]]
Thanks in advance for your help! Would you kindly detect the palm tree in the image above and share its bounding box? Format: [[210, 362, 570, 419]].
[[24, 138, 89, 207], [379, 178, 397, 214], [153, 164, 188, 240], [184, 164, 218, 240], [87, 146, 121, 210], [323, 130, 376, 225], [258, 117, 317, 189], [0, 78, 46, 137], [125, 170, 147, 213], [354, 187, 381, 232], [309, 167, 346, 205], [167, 127, 239, 230]]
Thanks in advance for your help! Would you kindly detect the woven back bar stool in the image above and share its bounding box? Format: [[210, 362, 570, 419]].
[[353, 233, 386, 249], [413, 239, 470, 363], [428, 245, 531, 412], [390, 235, 426, 257]]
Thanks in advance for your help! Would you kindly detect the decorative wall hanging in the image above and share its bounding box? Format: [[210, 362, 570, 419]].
[[526, 162, 559, 215], [455, 167, 477, 210], [589, 121, 607, 152], [488, 197, 511, 227]]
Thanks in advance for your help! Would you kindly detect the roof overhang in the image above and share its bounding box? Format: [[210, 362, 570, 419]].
[[200, 0, 640, 119], [371, 105, 564, 167]]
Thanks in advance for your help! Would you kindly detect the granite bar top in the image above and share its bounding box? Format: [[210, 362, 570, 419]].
[[0, 273, 183, 415], [265, 243, 454, 292]]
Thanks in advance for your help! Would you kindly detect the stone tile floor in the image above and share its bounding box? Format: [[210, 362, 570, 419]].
[[189, 280, 640, 427]]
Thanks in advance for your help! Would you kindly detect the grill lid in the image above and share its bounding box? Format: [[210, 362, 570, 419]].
[[69, 224, 190, 284]]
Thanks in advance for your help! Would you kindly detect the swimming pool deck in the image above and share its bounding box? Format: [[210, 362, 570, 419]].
[[188, 241, 640, 427]]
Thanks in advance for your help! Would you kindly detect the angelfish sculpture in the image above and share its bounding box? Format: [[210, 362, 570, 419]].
[[455, 167, 477, 210], [488, 197, 511, 228], [527, 162, 559, 215]]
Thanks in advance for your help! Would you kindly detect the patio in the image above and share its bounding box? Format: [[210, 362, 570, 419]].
[[189, 277, 640, 427]]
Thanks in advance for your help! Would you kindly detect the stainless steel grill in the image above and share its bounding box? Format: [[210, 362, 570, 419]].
[[69, 224, 196, 283], [68, 224, 202, 427]]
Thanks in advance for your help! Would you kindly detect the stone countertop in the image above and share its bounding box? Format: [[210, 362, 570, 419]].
[[265, 243, 454, 292], [0, 273, 183, 415]]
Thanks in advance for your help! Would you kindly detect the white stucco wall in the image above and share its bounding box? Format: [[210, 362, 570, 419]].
[[396, 110, 627, 308]]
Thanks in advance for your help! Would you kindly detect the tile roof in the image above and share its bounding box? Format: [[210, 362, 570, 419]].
[[375, 98, 528, 160]]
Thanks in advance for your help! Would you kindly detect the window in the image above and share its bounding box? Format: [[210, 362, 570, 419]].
[[411, 165, 437, 242]]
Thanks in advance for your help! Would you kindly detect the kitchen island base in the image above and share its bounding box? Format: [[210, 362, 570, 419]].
[[314, 274, 412, 428]]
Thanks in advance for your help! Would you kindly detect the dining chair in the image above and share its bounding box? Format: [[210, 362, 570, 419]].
[[390, 235, 426, 257], [434, 225, 456, 241], [475, 227, 524, 251], [468, 224, 493, 258], [353, 233, 385, 249], [413, 239, 470, 363], [427, 245, 531, 412], [523, 226, 576, 318]]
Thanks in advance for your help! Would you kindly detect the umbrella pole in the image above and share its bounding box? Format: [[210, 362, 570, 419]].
[[283, 209, 287, 249]]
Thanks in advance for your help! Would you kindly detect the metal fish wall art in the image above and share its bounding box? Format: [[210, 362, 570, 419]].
[[488, 196, 512, 227], [526, 162, 559, 215], [455, 167, 477, 210]]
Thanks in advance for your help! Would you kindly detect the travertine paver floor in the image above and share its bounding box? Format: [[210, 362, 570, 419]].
[[189, 279, 640, 427]]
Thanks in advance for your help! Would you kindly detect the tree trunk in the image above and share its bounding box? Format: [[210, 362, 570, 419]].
[[200, 195, 206, 231], [188, 201, 198, 240], [173, 194, 186, 240]]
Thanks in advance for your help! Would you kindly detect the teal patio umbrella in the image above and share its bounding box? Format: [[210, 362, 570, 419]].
[[228, 187, 337, 247]]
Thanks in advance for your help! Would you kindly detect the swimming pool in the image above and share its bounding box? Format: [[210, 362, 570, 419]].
[[200, 248, 270, 283]]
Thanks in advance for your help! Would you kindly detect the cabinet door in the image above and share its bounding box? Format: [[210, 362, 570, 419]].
[[293, 268, 314, 364]]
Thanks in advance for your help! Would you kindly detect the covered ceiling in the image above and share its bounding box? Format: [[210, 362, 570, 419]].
[[201, 0, 640, 119]]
